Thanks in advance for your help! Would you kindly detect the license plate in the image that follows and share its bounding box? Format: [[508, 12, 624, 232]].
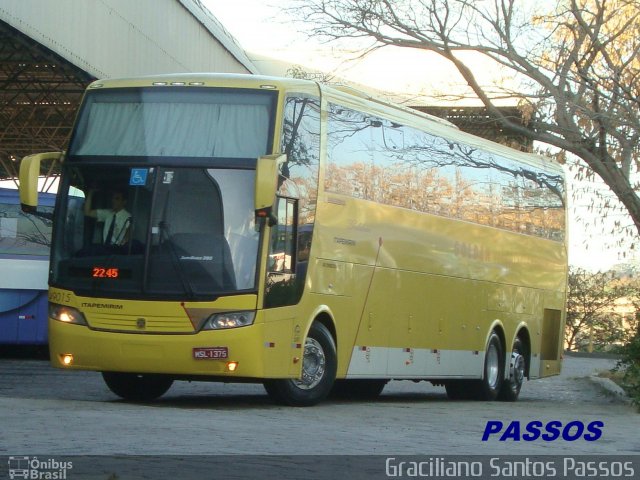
[[193, 347, 228, 360]]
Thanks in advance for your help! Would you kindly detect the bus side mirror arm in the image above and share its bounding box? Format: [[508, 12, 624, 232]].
[[255, 207, 278, 229], [254, 153, 286, 228], [19, 151, 64, 212]]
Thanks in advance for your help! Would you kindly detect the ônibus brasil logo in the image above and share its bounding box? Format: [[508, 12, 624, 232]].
[[7, 456, 73, 479]]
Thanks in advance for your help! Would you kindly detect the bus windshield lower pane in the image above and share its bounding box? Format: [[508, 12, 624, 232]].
[[51, 165, 259, 299]]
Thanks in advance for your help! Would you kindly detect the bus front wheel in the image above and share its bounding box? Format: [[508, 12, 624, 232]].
[[263, 322, 337, 407], [474, 331, 505, 400], [102, 372, 173, 402]]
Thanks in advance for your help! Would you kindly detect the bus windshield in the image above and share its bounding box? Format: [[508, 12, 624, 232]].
[[52, 165, 259, 299], [51, 86, 276, 299]]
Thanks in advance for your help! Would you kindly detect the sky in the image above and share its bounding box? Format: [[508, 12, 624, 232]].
[[202, 0, 638, 272], [204, 0, 484, 98]]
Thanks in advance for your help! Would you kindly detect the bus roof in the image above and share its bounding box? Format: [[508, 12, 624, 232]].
[[86, 73, 563, 175]]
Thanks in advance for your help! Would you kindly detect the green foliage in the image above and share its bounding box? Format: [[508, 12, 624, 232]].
[[566, 267, 640, 352], [615, 329, 640, 410]]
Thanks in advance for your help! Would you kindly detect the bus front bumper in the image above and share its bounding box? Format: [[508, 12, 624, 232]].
[[48, 318, 271, 379]]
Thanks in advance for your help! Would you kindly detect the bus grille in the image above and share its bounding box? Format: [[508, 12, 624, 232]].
[[87, 313, 194, 333]]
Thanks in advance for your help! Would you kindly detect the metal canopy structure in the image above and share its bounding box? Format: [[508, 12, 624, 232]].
[[0, 0, 258, 181], [0, 20, 93, 181], [414, 105, 533, 152]]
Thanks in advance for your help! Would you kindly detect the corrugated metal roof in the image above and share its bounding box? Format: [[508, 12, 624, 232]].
[[0, 0, 257, 78]]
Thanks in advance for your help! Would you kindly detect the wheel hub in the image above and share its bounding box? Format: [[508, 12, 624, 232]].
[[486, 343, 500, 388], [294, 337, 326, 390], [509, 352, 525, 387]]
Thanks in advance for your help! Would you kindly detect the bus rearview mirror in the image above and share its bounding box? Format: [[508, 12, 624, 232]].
[[19, 151, 64, 212], [255, 153, 286, 212]]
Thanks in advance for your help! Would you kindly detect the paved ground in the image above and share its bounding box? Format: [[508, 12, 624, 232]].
[[0, 354, 637, 459]]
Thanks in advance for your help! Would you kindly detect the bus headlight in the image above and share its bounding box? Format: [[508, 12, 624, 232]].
[[203, 311, 255, 330], [49, 304, 87, 325]]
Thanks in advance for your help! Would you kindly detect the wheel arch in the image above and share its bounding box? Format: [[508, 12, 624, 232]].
[[483, 320, 506, 380], [305, 305, 338, 349], [486, 320, 507, 353]]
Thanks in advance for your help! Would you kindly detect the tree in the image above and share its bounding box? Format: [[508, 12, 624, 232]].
[[286, 0, 640, 238], [566, 268, 639, 351], [616, 324, 640, 410]]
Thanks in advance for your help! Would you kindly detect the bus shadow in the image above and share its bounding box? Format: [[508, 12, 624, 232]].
[[112, 390, 453, 410], [113, 392, 282, 410], [0, 346, 49, 359]]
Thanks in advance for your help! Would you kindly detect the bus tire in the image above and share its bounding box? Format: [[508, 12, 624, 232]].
[[263, 322, 337, 407], [472, 331, 505, 401], [498, 337, 526, 402], [445, 332, 505, 401], [331, 379, 387, 400], [102, 372, 173, 402]]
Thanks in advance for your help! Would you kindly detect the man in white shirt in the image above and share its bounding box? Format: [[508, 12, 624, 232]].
[[84, 189, 131, 246]]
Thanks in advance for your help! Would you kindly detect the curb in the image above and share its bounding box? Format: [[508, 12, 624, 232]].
[[589, 375, 632, 404], [564, 351, 621, 360]]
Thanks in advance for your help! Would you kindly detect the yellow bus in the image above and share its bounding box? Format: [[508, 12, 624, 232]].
[[19, 74, 567, 406]]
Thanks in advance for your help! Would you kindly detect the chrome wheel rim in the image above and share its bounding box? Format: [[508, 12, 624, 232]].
[[486, 342, 500, 388], [293, 337, 326, 390], [512, 353, 525, 388]]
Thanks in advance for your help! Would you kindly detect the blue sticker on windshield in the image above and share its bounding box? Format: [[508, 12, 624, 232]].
[[129, 168, 148, 186]]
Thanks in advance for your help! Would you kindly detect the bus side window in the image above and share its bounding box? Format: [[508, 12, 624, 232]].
[[265, 196, 300, 308]]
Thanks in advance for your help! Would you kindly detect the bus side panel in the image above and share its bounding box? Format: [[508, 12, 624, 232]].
[[18, 290, 49, 344], [300, 262, 374, 379], [0, 188, 55, 346], [313, 194, 567, 380], [0, 289, 48, 345]]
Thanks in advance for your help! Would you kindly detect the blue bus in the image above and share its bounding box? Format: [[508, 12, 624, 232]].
[[0, 187, 55, 345]]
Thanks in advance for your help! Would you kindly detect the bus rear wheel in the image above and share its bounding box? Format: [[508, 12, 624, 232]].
[[263, 322, 337, 407], [499, 337, 526, 402], [102, 372, 173, 402]]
